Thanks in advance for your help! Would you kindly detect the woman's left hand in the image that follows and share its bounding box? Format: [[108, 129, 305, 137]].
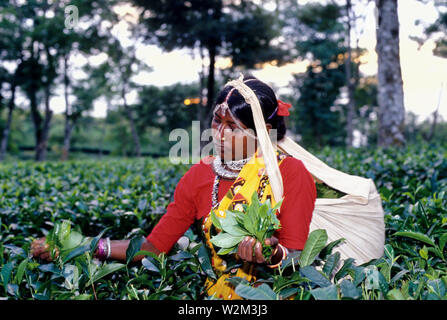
[[237, 236, 278, 264]]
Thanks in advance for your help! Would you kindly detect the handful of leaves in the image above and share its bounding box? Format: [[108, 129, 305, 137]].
[[210, 192, 282, 263]]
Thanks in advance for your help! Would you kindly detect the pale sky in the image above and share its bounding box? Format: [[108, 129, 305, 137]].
[[48, 0, 446, 122]]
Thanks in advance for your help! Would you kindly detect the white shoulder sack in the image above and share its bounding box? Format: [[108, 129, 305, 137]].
[[226, 76, 385, 265]]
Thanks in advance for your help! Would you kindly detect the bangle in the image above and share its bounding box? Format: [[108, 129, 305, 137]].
[[96, 238, 109, 261], [96, 238, 105, 260], [267, 244, 288, 269], [106, 237, 111, 259]]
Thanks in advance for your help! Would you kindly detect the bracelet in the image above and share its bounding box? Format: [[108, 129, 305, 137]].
[[96, 238, 111, 261], [106, 237, 111, 259], [267, 244, 288, 269], [96, 238, 105, 260]]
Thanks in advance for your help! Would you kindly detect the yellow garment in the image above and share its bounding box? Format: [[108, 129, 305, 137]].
[[202, 149, 287, 300]]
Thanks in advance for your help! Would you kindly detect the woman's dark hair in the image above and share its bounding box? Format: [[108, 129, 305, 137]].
[[214, 75, 287, 141]]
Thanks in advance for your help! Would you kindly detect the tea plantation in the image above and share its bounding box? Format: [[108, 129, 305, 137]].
[[0, 143, 446, 300]]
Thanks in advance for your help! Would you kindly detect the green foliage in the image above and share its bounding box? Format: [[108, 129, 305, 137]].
[[0, 142, 446, 300], [210, 192, 282, 262], [285, 2, 348, 148], [421, 4, 447, 58], [299, 229, 328, 267]]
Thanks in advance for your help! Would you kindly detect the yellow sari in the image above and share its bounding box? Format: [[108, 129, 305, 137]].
[[201, 149, 288, 300]]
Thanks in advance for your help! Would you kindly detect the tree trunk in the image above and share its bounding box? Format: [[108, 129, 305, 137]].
[[29, 86, 43, 161], [205, 44, 217, 123], [122, 86, 141, 157], [198, 45, 209, 152], [35, 85, 53, 161], [375, 0, 406, 147], [61, 54, 72, 161], [0, 83, 16, 161], [345, 0, 355, 147]]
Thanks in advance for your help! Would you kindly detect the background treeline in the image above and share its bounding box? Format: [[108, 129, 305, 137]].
[[0, 0, 446, 161]]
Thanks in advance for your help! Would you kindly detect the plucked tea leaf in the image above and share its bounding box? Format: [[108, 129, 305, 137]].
[[220, 224, 249, 237], [210, 233, 244, 249], [217, 247, 238, 255], [210, 191, 282, 260], [210, 210, 222, 230]]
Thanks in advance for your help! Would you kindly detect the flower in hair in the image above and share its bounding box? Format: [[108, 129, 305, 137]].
[[277, 100, 292, 117]]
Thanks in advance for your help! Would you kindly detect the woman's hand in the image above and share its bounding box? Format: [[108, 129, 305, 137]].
[[237, 236, 279, 264], [30, 237, 58, 262]]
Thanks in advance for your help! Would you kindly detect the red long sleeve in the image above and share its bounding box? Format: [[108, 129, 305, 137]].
[[275, 157, 316, 250], [147, 156, 316, 253], [146, 161, 199, 253]]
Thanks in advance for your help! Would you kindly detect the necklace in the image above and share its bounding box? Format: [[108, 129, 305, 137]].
[[212, 175, 221, 209], [211, 155, 251, 209], [223, 156, 251, 171], [212, 155, 251, 180]]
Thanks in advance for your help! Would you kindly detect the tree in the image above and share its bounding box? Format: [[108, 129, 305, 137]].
[[345, 0, 355, 147], [133, 82, 200, 155], [286, 2, 348, 148], [415, 0, 447, 58], [130, 0, 288, 144], [59, 0, 119, 160], [61, 77, 99, 160], [0, 83, 17, 161], [0, 0, 119, 161], [353, 76, 379, 146], [0, 2, 28, 160], [93, 40, 151, 158], [375, 0, 406, 147], [412, 0, 447, 142]]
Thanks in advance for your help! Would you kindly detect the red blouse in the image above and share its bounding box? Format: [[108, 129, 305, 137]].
[[147, 156, 316, 253]]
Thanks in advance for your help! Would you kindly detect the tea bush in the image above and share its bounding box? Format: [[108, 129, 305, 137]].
[[0, 143, 446, 300]]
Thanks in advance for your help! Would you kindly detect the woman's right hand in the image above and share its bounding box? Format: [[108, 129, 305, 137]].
[[30, 237, 58, 262]]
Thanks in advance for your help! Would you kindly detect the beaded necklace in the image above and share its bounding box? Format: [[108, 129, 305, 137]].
[[211, 155, 251, 208]]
